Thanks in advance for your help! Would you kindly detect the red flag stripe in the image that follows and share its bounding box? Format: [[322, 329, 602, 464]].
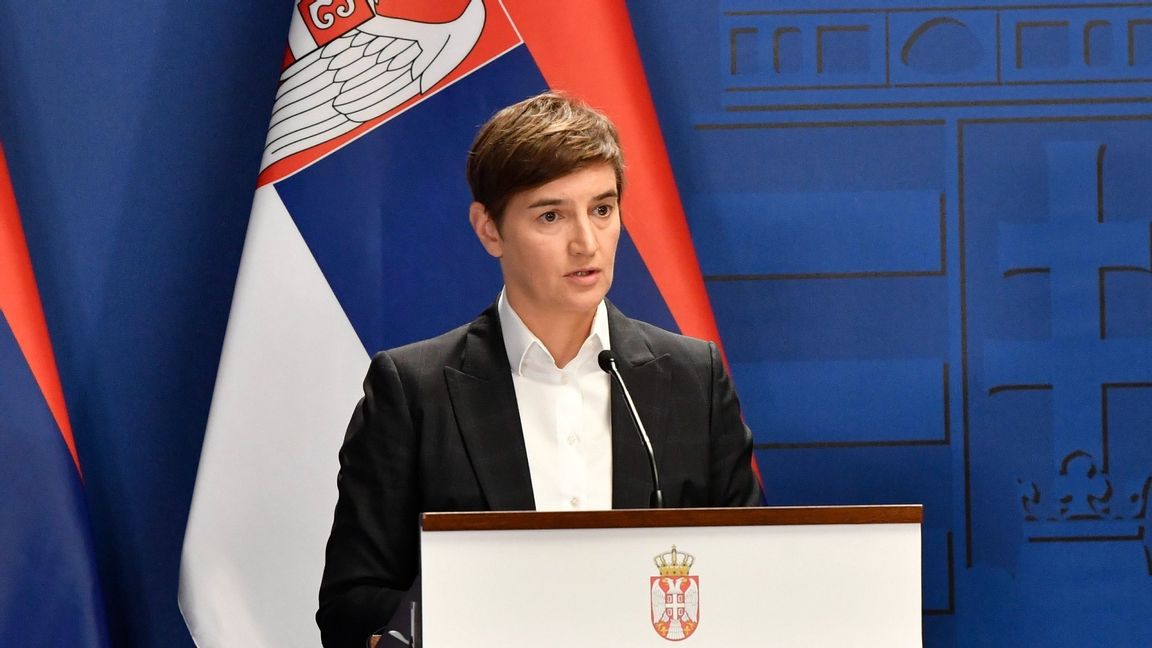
[[0, 143, 81, 471]]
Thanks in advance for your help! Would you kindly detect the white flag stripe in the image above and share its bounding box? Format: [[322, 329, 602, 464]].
[[179, 185, 368, 647]]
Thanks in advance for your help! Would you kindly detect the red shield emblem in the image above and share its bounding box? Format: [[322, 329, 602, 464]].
[[297, 0, 373, 46], [650, 575, 700, 640], [650, 546, 699, 640], [298, 0, 374, 47]]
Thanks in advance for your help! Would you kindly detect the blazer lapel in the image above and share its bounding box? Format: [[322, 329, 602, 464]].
[[444, 306, 536, 511], [607, 304, 672, 509]]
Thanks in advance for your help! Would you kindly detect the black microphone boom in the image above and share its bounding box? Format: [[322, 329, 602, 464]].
[[597, 349, 663, 508]]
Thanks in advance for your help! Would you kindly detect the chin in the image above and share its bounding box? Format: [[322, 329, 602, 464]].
[[562, 293, 605, 314]]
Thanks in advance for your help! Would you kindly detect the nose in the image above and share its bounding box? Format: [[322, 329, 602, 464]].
[[569, 214, 598, 256]]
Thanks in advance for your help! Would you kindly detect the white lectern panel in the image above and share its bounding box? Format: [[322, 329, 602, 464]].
[[421, 512, 921, 647]]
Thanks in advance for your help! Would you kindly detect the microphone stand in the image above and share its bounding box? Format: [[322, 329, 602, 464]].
[[598, 350, 663, 508]]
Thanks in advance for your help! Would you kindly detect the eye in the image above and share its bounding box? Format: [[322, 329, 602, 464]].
[[539, 211, 560, 223], [593, 204, 614, 217]]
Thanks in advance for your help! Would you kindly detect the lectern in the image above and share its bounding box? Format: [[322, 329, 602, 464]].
[[404, 505, 922, 647]]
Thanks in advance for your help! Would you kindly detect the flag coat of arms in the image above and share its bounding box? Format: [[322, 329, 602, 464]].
[[179, 1, 737, 645], [651, 575, 701, 641]]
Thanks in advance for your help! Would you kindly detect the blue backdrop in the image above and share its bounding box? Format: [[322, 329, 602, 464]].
[[1, 0, 1149, 646]]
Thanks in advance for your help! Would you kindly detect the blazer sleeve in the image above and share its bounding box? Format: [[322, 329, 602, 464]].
[[317, 351, 420, 648], [706, 341, 763, 507]]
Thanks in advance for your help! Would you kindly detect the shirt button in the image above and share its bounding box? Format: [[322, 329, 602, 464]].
[[567, 435, 578, 446], [569, 496, 580, 508]]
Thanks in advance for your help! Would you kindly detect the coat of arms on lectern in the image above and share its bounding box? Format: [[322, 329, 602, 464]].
[[650, 545, 700, 640]]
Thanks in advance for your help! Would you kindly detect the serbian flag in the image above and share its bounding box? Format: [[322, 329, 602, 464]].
[[0, 143, 110, 645], [180, 1, 740, 645]]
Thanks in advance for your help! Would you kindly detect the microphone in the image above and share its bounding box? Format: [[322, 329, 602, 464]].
[[598, 349, 663, 508]]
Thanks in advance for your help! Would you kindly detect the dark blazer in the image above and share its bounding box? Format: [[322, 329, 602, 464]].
[[317, 302, 760, 647]]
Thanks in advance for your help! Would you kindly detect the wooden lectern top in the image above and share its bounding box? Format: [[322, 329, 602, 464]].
[[422, 504, 922, 531]]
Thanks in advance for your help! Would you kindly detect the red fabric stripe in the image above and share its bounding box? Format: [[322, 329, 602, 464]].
[[0, 143, 80, 472], [500, 0, 722, 347], [373, 0, 474, 22]]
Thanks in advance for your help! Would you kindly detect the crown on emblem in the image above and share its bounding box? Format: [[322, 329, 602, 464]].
[[654, 545, 694, 576]]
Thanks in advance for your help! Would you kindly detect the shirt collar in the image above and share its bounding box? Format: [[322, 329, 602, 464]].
[[498, 289, 610, 376]]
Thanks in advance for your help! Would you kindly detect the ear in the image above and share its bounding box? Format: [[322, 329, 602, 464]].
[[469, 202, 503, 258]]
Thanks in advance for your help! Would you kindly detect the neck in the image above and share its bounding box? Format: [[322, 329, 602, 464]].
[[509, 300, 597, 369]]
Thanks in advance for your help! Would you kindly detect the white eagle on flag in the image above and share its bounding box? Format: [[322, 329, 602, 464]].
[[261, 0, 486, 171]]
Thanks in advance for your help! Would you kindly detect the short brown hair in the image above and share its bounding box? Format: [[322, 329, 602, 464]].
[[466, 91, 624, 223]]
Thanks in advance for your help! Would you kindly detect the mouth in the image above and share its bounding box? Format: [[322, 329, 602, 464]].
[[566, 269, 599, 278]]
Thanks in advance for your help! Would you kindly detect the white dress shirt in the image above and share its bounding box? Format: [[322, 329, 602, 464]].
[[498, 290, 613, 511]]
